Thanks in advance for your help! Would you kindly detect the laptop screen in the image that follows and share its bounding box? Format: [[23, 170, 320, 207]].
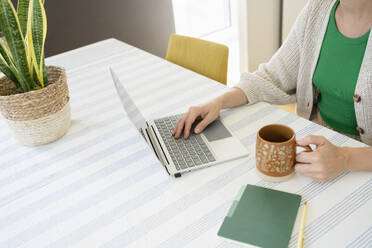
[[109, 67, 146, 130]]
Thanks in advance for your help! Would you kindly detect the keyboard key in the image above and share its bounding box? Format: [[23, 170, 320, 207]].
[[179, 162, 188, 169], [194, 159, 202, 165], [173, 161, 180, 170], [183, 153, 191, 158], [188, 161, 195, 167], [201, 148, 210, 153], [207, 155, 216, 162], [201, 157, 209, 163], [185, 158, 193, 163], [189, 151, 197, 156], [191, 155, 199, 160]]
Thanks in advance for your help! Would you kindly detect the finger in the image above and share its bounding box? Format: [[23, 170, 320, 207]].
[[297, 135, 327, 147], [173, 117, 183, 136], [184, 112, 199, 138], [194, 113, 215, 134], [295, 163, 316, 175], [174, 114, 187, 138], [173, 118, 181, 137], [295, 163, 332, 182], [296, 151, 317, 164], [314, 174, 332, 182], [172, 124, 176, 135], [296, 170, 321, 181]]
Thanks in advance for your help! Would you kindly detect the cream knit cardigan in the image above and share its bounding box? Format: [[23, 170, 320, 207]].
[[235, 0, 372, 145]]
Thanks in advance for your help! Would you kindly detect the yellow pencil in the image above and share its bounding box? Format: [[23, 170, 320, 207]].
[[297, 202, 308, 248]]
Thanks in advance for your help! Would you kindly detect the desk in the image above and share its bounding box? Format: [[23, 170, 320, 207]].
[[0, 39, 371, 248]]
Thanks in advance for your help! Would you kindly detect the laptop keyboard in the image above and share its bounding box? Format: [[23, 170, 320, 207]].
[[154, 115, 216, 171]]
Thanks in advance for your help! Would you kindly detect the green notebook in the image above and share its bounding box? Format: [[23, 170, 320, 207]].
[[217, 184, 301, 248]]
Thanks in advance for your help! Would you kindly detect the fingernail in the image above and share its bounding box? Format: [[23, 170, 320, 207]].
[[195, 128, 200, 133]]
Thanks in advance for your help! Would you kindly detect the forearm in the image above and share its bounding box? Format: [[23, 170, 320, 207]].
[[213, 88, 248, 110], [342, 146, 372, 172]]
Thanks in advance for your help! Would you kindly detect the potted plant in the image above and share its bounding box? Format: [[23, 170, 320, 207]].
[[0, 0, 70, 146]]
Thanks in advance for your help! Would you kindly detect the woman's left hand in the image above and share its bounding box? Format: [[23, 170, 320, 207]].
[[295, 135, 349, 182]]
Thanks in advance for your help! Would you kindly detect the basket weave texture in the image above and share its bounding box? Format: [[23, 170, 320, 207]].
[[0, 66, 69, 121], [0, 66, 71, 146]]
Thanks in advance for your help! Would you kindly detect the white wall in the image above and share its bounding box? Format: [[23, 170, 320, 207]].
[[282, 0, 308, 41], [238, 0, 281, 72]]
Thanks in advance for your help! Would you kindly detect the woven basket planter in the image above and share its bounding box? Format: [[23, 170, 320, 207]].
[[0, 66, 71, 146]]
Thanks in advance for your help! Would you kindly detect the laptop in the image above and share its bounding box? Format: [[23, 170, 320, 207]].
[[110, 68, 249, 177]]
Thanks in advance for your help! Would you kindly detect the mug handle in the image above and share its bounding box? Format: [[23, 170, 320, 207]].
[[296, 143, 312, 152]]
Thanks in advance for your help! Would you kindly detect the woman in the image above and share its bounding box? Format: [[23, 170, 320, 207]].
[[172, 0, 372, 182]]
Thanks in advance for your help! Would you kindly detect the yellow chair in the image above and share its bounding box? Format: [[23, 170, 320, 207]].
[[274, 103, 296, 114], [166, 34, 296, 113], [166, 34, 229, 85]]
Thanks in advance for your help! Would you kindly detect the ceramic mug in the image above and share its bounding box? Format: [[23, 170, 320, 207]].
[[256, 124, 312, 182]]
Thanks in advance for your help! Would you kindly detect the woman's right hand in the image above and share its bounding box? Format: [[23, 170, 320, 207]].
[[172, 99, 222, 139]]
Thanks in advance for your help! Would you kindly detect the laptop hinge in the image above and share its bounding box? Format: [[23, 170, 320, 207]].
[[143, 127, 159, 160], [146, 122, 171, 175], [150, 125, 170, 165]]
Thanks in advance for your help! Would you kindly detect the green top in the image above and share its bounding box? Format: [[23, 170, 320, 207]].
[[313, 0, 370, 135]]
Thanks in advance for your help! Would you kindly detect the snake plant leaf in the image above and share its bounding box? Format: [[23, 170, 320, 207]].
[[17, 0, 32, 72], [17, 0, 29, 36], [0, 39, 29, 89], [0, 0, 31, 92], [36, 0, 47, 86], [0, 55, 19, 86], [40, 0, 47, 86], [0, 38, 14, 66], [0, 39, 24, 89], [27, 0, 47, 87]]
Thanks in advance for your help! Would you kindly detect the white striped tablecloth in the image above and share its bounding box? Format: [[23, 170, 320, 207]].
[[0, 39, 371, 248]]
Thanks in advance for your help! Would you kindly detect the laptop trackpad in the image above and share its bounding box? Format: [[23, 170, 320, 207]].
[[202, 120, 248, 160], [203, 120, 232, 142]]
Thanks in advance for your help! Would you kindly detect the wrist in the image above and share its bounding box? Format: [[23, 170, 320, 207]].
[[213, 96, 225, 110], [339, 147, 353, 172]]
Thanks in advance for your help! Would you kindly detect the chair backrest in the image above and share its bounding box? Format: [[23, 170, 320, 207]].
[[166, 34, 229, 85]]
